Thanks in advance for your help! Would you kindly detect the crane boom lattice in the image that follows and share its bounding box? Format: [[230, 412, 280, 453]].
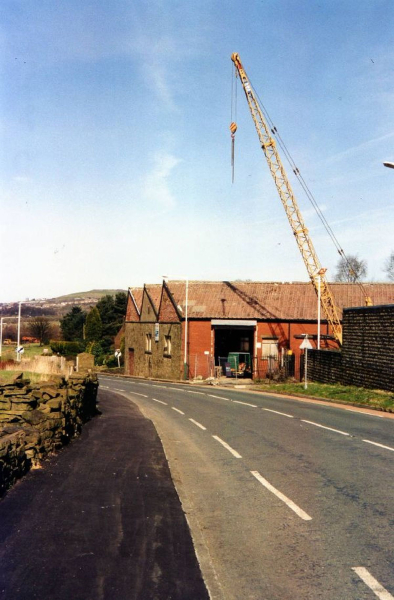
[[231, 52, 343, 345]]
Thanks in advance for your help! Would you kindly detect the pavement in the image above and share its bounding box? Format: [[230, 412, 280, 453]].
[[0, 390, 210, 600]]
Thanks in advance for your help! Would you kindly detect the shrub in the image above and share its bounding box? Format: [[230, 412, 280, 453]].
[[50, 341, 86, 356]]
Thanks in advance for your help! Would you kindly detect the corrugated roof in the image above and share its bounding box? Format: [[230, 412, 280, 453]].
[[164, 280, 394, 321]]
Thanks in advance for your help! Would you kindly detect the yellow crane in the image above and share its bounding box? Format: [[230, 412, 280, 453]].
[[231, 52, 343, 345]]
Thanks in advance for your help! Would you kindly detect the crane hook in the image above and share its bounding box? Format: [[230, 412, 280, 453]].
[[230, 122, 237, 183]]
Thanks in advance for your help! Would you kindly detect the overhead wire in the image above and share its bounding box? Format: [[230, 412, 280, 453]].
[[245, 72, 368, 295]]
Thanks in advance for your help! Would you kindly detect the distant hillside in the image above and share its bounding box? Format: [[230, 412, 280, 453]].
[[50, 289, 127, 302], [0, 289, 128, 318]]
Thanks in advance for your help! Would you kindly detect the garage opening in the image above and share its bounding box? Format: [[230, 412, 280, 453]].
[[212, 320, 256, 378]]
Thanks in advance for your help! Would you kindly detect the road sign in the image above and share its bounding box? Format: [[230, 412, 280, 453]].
[[299, 338, 313, 350]]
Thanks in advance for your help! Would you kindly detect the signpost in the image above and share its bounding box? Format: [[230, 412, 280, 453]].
[[114, 350, 122, 368], [299, 336, 313, 390]]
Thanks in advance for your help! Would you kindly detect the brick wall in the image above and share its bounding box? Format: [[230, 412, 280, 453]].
[[187, 321, 212, 379]]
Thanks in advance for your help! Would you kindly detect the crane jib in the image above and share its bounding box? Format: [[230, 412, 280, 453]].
[[231, 52, 343, 346]]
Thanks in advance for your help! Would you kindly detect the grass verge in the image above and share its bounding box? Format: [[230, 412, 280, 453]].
[[254, 381, 394, 411], [0, 370, 51, 384]]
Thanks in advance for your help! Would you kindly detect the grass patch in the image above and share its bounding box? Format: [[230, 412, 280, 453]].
[[254, 381, 394, 411], [0, 370, 50, 384], [0, 343, 52, 362]]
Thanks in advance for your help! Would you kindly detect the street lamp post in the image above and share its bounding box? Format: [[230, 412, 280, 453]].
[[184, 279, 188, 380], [17, 302, 22, 362]]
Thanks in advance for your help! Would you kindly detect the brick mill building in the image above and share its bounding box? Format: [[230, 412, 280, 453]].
[[124, 280, 394, 381]]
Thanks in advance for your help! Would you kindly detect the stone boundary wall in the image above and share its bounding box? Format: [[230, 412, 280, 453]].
[[307, 349, 343, 385], [341, 305, 394, 392], [0, 373, 98, 498], [1, 356, 75, 377], [308, 305, 394, 392]]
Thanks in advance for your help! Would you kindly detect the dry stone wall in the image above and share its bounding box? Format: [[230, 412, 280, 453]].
[[0, 373, 98, 498]]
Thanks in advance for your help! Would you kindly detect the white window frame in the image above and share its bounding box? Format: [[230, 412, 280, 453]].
[[164, 335, 172, 356], [145, 333, 152, 353]]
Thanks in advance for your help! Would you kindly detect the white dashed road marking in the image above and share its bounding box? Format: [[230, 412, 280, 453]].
[[130, 392, 148, 398], [208, 395, 230, 401], [251, 471, 312, 521], [212, 435, 242, 458], [263, 408, 294, 418], [189, 419, 207, 430], [301, 420, 350, 436], [187, 391, 205, 395], [153, 398, 167, 405], [172, 407, 185, 415], [363, 440, 394, 453], [352, 567, 394, 600], [233, 400, 257, 408]]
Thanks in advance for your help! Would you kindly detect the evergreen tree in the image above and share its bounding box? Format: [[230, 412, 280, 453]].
[[85, 306, 103, 342], [60, 306, 86, 341], [96, 292, 127, 352]]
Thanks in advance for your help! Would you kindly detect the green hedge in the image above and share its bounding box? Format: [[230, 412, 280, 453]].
[[50, 341, 86, 356]]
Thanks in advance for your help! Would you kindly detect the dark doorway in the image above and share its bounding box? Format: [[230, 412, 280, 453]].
[[214, 327, 254, 375], [128, 348, 134, 376]]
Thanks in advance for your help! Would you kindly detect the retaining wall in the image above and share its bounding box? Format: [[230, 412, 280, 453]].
[[0, 373, 98, 498], [308, 305, 394, 392]]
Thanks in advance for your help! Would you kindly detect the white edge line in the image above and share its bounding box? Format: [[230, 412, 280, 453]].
[[263, 408, 294, 418], [172, 407, 185, 415], [212, 435, 242, 458], [189, 418, 207, 430], [363, 439, 394, 452], [153, 398, 167, 405], [129, 392, 148, 398], [251, 471, 312, 521], [233, 400, 257, 408], [344, 408, 384, 418], [208, 394, 230, 401], [301, 420, 350, 436], [352, 567, 394, 600]]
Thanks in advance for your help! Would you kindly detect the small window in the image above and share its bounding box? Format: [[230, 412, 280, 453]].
[[262, 339, 278, 358], [240, 337, 250, 352], [145, 333, 152, 353], [164, 335, 172, 356]]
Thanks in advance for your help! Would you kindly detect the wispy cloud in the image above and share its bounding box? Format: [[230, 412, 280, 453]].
[[142, 152, 182, 210], [324, 131, 394, 165]]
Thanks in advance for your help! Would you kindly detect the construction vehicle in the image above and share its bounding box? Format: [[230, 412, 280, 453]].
[[231, 52, 344, 345]]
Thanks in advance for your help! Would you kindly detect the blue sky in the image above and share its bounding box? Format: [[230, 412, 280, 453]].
[[1, 0, 393, 302]]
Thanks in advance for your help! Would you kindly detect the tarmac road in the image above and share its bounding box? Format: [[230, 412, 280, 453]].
[[99, 376, 394, 600], [0, 391, 209, 600]]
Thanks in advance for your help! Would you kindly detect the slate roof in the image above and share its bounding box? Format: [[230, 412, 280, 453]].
[[129, 281, 394, 321]]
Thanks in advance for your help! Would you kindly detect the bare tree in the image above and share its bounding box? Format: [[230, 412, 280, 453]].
[[334, 254, 367, 283], [383, 251, 394, 281], [28, 316, 52, 345]]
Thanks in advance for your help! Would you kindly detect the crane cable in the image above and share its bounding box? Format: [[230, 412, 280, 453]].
[[230, 65, 237, 183], [244, 72, 369, 298]]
